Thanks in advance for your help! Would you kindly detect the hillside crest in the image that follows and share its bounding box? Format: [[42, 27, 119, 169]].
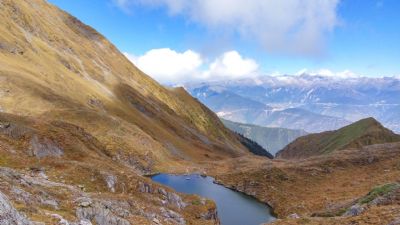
[[277, 117, 400, 159]]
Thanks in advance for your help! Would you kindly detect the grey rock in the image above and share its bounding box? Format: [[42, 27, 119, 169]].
[[49, 214, 70, 225], [72, 220, 92, 225], [0, 191, 31, 225], [138, 182, 153, 193], [29, 135, 63, 158], [287, 213, 300, 219], [343, 204, 365, 216], [157, 188, 186, 209], [200, 208, 219, 222], [41, 198, 59, 209], [160, 208, 185, 225], [76, 199, 130, 225], [11, 187, 33, 205], [76, 197, 92, 208], [167, 193, 186, 209], [105, 174, 117, 193]]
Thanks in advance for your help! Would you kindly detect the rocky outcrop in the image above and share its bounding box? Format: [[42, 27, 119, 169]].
[[0, 191, 31, 225], [138, 181, 187, 210], [200, 207, 219, 223], [104, 174, 117, 193], [75, 197, 130, 225], [343, 204, 365, 216], [29, 135, 63, 158]]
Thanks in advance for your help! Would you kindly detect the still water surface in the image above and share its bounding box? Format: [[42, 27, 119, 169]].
[[152, 174, 275, 225]]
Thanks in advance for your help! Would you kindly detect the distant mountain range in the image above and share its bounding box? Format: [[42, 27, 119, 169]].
[[221, 119, 307, 156], [184, 75, 400, 133], [277, 117, 400, 159]]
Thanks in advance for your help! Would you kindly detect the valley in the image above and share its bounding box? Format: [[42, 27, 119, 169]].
[[221, 119, 307, 156], [0, 0, 399, 225]]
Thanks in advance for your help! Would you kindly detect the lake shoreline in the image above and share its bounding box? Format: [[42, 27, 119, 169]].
[[151, 173, 276, 225]]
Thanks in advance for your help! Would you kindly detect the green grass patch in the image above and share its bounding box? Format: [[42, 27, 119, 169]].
[[191, 200, 201, 205], [359, 183, 398, 204]]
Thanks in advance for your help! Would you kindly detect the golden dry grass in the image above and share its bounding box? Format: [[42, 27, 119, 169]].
[[0, 0, 249, 173]]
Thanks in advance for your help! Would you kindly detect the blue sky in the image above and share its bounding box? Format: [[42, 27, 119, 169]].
[[48, 0, 400, 83]]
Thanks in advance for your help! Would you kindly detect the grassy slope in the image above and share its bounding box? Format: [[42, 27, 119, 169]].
[[0, 0, 248, 172], [0, 0, 249, 223], [277, 117, 400, 159]]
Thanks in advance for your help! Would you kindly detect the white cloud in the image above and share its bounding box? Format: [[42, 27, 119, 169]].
[[124, 48, 202, 83], [116, 0, 340, 55], [125, 49, 259, 83], [203, 51, 259, 80]]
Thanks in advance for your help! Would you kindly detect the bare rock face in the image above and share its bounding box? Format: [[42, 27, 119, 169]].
[[138, 181, 187, 210], [104, 174, 117, 193], [157, 187, 187, 210], [160, 208, 185, 225], [200, 208, 219, 223], [0, 191, 31, 225], [75, 197, 131, 225], [29, 135, 63, 158]]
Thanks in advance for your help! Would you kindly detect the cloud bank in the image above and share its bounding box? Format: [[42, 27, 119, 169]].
[[124, 49, 203, 83], [115, 0, 340, 55], [125, 49, 259, 83], [125, 48, 361, 84]]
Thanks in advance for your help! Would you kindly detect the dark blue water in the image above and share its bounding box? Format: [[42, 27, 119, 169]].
[[152, 174, 275, 225]]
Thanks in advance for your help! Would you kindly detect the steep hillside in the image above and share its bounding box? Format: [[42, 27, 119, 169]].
[[0, 0, 249, 173], [0, 0, 252, 223], [277, 117, 400, 159], [221, 119, 307, 155], [235, 133, 274, 159]]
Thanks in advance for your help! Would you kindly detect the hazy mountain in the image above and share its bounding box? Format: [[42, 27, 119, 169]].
[[221, 119, 308, 156], [277, 117, 400, 159], [185, 75, 400, 133], [189, 84, 351, 133]]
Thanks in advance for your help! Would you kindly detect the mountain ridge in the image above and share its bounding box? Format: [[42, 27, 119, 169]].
[[184, 75, 400, 133], [277, 117, 400, 159]]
